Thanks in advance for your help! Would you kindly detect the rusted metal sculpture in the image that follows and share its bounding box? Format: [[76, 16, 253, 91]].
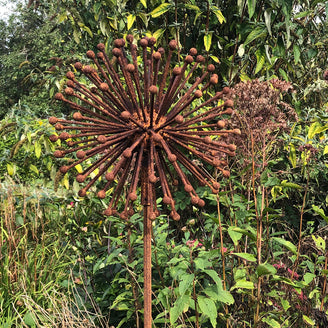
[[49, 35, 238, 327]]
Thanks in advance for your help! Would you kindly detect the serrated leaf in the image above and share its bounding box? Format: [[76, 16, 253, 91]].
[[151, 3, 172, 18], [273, 237, 297, 255], [204, 33, 212, 52], [256, 263, 277, 276], [280, 180, 302, 190], [179, 273, 194, 295], [311, 233, 326, 251], [232, 252, 257, 262], [303, 272, 316, 285], [170, 294, 190, 325], [198, 296, 217, 328], [228, 226, 242, 246], [127, 14, 136, 30]]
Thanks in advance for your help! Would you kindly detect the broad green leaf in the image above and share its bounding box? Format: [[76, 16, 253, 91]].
[[34, 140, 41, 158], [179, 273, 194, 295], [204, 269, 222, 286], [281, 299, 290, 311], [204, 33, 212, 52], [211, 6, 226, 24], [247, 0, 256, 19], [127, 14, 136, 30], [273, 237, 297, 255], [170, 294, 190, 325], [29, 164, 39, 175], [244, 26, 267, 45], [308, 121, 321, 139], [256, 263, 277, 276], [279, 68, 289, 81], [293, 44, 301, 64], [198, 296, 217, 328], [140, 0, 147, 8], [262, 317, 281, 328], [152, 28, 165, 41], [232, 279, 254, 289], [151, 3, 172, 18], [303, 315, 315, 326], [218, 289, 234, 305], [232, 252, 257, 262], [255, 48, 265, 74], [23, 311, 37, 326], [228, 226, 242, 246], [303, 272, 316, 285]]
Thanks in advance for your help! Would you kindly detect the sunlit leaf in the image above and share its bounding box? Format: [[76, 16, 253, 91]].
[[151, 3, 172, 18], [204, 33, 212, 52]]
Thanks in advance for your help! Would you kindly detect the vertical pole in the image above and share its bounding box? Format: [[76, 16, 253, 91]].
[[141, 153, 152, 328]]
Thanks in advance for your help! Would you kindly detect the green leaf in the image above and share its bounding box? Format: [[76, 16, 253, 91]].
[[198, 296, 217, 328], [293, 44, 301, 64], [23, 311, 37, 327], [127, 14, 136, 30], [244, 26, 267, 45], [29, 164, 39, 175], [232, 279, 254, 290], [204, 33, 212, 52], [73, 28, 81, 44], [247, 0, 256, 19], [303, 272, 316, 285], [279, 68, 289, 81], [228, 226, 242, 246], [34, 140, 41, 158], [288, 143, 296, 168], [280, 180, 302, 190], [179, 273, 194, 296], [170, 294, 190, 325], [140, 0, 147, 8], [255, 48, 265, 74], [273, 237, 297, 255], [151, 3, 172, 18], [256, 263, 277, 277], [311, 233, 326, 251], [262, 317, 281, 328], [211, 6, 226, 24], [232, 252, 257, 262], [7, 163, 15, 176], [303, 315, 315, 326]]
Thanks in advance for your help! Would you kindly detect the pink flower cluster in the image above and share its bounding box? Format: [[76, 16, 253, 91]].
[[186, 240, 203, 248], [273, 262, 300, 279]]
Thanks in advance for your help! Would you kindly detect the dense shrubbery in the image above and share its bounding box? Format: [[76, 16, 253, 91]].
[[0, 0, 327, 327]]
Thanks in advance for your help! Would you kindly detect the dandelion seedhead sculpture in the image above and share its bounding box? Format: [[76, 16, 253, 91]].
[[49, 35, 239, 327]]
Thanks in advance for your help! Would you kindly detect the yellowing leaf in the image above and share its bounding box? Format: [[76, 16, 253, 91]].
[[127, 14, 136, 30], [151, 3, 172, 18], [140, 0, 147, 8], [204, 33, 212, 52], [75, 164, 83, 173]]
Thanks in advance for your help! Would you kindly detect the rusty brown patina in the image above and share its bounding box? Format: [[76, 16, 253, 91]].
[[49, 36, 238, 327]]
